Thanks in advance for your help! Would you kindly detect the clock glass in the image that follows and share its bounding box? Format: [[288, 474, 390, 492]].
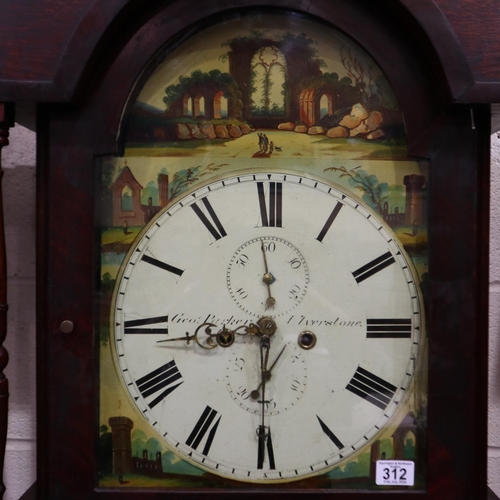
[[96, 10, 428, 492]]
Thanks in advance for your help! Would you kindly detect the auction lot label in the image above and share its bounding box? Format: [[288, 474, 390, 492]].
[[376, 461, 415, 486]]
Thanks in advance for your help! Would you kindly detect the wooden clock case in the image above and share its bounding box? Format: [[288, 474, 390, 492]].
[[0, 0, 494, 498]]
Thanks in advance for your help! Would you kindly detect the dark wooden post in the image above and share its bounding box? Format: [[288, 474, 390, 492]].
[[0, 102, 14, 499]]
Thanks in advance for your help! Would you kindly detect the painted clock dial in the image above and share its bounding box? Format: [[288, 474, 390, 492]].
[[111, 171, 423, 482]]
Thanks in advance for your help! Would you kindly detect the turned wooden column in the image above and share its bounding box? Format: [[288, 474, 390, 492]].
[[0, 103, 14, 499]]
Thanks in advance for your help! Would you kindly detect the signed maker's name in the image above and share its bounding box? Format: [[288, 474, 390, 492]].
[[169, 313, 363, 328]]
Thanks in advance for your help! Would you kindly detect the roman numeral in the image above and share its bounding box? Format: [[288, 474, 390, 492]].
[[136, 360, 183, 408], [191, 197, 227, 240], [186, 406, 221, 456], [366, 318, 412, 338], [352, 251, 395, 283], [141, 255, 184, 276], [317, 416, 344, 449], [123, 315, 169, 334], [316, 202, 343, 242], [257, 181, 282, 227], [346, 366, 397, 410], [257, 427, 276, 470]]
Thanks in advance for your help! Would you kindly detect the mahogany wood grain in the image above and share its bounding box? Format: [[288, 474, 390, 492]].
[[435, 0, 500, 82], [425, 105, 488, 498], [0, 0, 499, 104]]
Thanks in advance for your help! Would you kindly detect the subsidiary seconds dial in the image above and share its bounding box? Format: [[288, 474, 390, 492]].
[[227, 236, 309, 316]]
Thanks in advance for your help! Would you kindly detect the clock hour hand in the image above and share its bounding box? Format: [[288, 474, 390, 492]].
[[250, 343, 287, 400]]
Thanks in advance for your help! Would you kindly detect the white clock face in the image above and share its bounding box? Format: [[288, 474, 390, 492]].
[[112, 171, 423, 483]]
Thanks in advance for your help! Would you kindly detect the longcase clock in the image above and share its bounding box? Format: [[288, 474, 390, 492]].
[[0, 0, 494, 498]]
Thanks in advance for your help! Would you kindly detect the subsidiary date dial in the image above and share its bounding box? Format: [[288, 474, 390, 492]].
[[226, 342, 307, 415], [227, 236, 309, 317]]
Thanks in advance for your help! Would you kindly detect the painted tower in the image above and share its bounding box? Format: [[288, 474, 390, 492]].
[[404, 174, 426, 225], [369, 440, 381, 479], [158, 173, 169, 207], [109, 416, 134, 474]]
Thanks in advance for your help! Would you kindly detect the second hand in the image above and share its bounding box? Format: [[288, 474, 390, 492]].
[[261, 240, 276, 310]]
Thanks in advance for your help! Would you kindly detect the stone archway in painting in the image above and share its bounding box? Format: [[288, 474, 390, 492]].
[[213, 91, 228, 119], [183, 95, 193, 116], [393, 412, 418, 460], [319, 93, 333, 118], [121, 185, 133, 211], [193, 95, 205, 118], [300, 89, 315, 127], [402, 430, 416, 460]]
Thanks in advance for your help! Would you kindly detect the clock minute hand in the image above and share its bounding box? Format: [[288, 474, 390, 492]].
[[250, 343, 287, 400], [156, 332, 196, 344], [156, 322, 260, 350], [257, 334, 271, 469], [156, 323, 219, 350]]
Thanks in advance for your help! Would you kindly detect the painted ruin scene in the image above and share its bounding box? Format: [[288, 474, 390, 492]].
[[123, 12, 407, 161]]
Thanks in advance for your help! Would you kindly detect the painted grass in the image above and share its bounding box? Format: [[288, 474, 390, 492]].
[[312, 137, 408, 160], [126, 139, 235, 157], [101, 227, 143, 246], [394, 226, 428, 249], [99, 473, 215, 489], [125, 132, 409, 160]]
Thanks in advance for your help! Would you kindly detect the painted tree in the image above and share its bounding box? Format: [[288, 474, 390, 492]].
[[251, 45, 286, 114], [169, 167, 200, 200], [325, 165, 387, 215], [340, 45, 376, 103], [97, 425, 113, 477], [169, 163, 229, 199]]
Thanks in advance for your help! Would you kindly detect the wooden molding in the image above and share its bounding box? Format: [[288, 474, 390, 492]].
[[0, 102, 14, 500]]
